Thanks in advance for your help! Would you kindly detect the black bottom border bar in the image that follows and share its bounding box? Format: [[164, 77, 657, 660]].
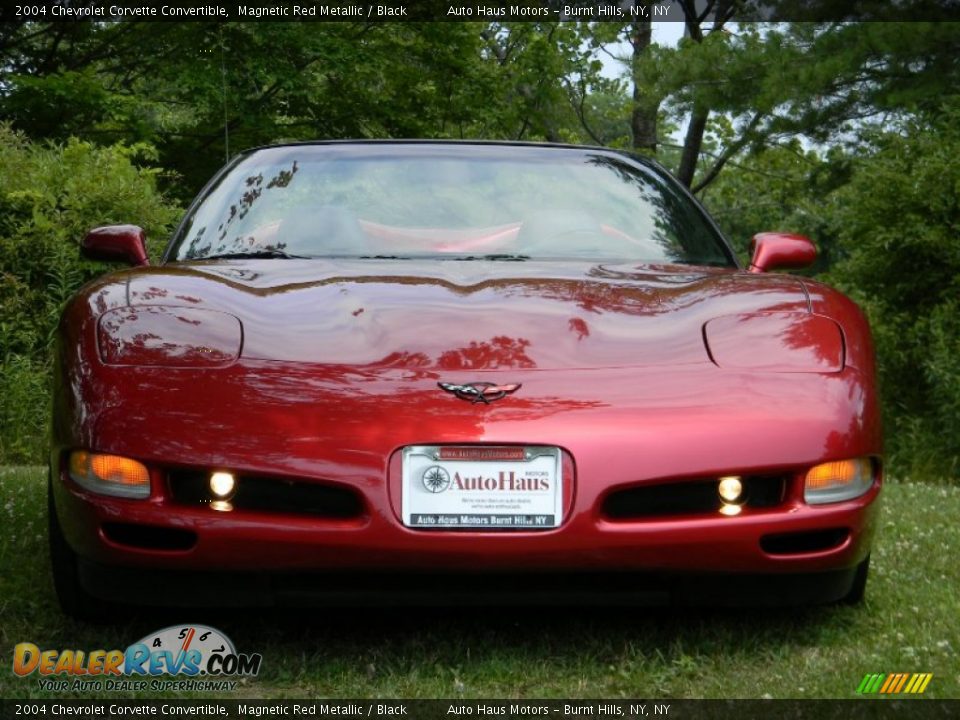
[[3, 699, 958, 720]]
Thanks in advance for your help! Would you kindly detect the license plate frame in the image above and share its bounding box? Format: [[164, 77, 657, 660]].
[[401, 445, 562, 530]]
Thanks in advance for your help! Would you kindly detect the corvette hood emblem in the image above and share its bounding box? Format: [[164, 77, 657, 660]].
[[438, 382, 522, 404]]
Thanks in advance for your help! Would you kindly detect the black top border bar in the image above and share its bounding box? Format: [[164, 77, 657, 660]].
[[5, 0, 960, 23]]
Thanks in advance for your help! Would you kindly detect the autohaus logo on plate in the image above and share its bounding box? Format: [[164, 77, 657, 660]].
[[421, 451, 552, 494], [12, 624, 261, 692]]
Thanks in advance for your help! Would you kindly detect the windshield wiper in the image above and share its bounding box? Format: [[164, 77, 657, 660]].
[[357, 254, 416, 260], [669, 259, 732, 267], [201, 250, 310, 260], [452, 254, 530, 262], [353, 254, 531, 261]]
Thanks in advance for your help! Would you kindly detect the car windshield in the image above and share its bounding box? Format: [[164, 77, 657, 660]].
[[168, 144, 734, 266]]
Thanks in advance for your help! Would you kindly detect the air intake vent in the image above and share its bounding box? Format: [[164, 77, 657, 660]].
[[102, 522, 196, 551], [168, 470, 364, 519], [603, 475, 787, 520], [760, 528, 849, 555]]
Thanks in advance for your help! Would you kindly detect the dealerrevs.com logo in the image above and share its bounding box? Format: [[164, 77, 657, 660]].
[[13, 624, 261, 692]]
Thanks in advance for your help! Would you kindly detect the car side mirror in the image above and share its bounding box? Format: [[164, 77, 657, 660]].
[[81, 225, 150, 267], [748, 232, 816, 273]]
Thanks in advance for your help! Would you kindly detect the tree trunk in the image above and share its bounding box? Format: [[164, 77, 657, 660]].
[[629, 18, 657, 152], [677, 103, 708, 187], [676, 0, 732, 188]]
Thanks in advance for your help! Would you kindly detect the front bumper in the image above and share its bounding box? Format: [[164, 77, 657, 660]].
[[51, 362, 882, 604], [52, 455, 880, 576]]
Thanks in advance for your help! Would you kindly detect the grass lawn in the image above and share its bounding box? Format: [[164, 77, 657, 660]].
[[1, 466, 957, 700]]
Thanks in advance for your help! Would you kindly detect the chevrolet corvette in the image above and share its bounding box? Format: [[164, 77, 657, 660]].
[[49, 141, 882, 619]]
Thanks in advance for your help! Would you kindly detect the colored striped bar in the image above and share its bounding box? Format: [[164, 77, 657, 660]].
[[858, 672, 932, 694]]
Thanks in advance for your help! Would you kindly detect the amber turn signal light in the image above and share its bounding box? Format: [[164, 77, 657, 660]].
[[804, 458, 873, 505], [68, 451, 150, 499]]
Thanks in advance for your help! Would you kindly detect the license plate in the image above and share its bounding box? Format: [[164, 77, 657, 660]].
[[401, 445, 562, 530]]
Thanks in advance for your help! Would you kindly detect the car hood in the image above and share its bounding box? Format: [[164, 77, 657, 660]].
[[92, 259, 812, 371]]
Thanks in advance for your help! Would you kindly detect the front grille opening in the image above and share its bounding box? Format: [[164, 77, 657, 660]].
[[167, 471, 364, 519], [760, 528, 849, 555], [603, 475, 787, 520], [102, 522, 196, 551]]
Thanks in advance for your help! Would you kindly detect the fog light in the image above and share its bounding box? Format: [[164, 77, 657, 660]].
[[68, 450, 150, 499], [209, 472, 236, 499], [804, 458, 873, 505], [718, 476, 743, 503]]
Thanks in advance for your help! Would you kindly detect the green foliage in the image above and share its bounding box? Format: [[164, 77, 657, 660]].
[[702, 107, 960, 480], [701, 142, 852, 270], [824, 108, 960, 479], [0, 23, 609, 197], [0, 355, 48, 464], [0, 126, 180, 463], [701, 142, 824, 262], [703, 101, 960, 478]]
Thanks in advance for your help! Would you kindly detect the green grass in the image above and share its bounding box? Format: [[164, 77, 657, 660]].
[[1, 466, 957, 700]]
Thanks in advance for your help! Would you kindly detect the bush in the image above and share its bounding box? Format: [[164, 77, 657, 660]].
[[824, 108, 960, 480], [0, 126, 181, 463], [702, 114, 960, 481]]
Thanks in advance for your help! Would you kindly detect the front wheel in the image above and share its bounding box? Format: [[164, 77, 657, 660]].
[[841, 555, 871, 605], [48, 474, 121, 623]]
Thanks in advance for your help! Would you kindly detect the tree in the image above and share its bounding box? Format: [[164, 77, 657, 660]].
[[0, 126, 180, 462], [823, 107, 960, 477], [0, 22, 603, 196], [576, 16, 960, 195]]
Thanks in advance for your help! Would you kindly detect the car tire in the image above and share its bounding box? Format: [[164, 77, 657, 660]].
[[48, 473, 122, 623], [841, 554, 870, 605]]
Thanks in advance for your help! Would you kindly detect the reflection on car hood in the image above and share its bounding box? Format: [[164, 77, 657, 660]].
[[93, 259, 811, 370]]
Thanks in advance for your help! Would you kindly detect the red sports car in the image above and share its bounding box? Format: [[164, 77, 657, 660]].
[[49, 142, 881, 619]]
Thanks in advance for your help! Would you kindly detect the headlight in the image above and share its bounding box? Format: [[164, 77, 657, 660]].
[[98, 306, 242, 367], [68, 451, 151, 499], [804, 458, 874, 504], [704, 312, 844, 372]]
